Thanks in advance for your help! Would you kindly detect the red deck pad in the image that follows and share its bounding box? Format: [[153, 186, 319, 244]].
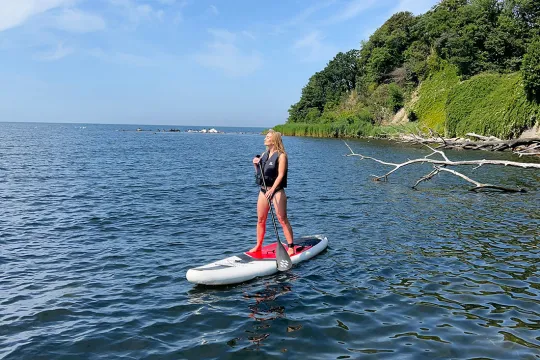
[[245, 243, 312, 259]]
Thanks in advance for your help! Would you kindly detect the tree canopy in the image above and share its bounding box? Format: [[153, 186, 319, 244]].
[[284, 0, 540, 138]]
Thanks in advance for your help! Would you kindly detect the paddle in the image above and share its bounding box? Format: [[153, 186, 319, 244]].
[[257, 156, 293, 271]]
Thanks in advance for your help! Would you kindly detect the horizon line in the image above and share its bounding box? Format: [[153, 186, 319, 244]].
[[0, 120, 276, 129]]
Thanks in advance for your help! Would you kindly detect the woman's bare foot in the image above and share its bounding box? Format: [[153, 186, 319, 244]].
[[249, 246, 262, 253], [287, 247, 294, 256]]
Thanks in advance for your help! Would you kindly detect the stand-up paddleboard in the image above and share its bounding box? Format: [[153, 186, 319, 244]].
[[186, 235, 328, 285]]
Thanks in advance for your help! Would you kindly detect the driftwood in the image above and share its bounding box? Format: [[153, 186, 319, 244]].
[[344, 142, 540, 192], [465, 132, 502, 141], [397, 131, 540, 156]]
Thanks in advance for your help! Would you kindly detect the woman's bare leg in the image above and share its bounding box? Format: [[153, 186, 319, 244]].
[[272, 190, 294, 255], [250, 191, 269, 252]]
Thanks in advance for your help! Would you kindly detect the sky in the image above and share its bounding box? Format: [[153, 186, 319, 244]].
[[0, 0, 440, 127]]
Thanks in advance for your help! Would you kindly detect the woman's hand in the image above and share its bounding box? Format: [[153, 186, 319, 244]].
[[265, 187, 275, 200], [253, 156, 261, 165]]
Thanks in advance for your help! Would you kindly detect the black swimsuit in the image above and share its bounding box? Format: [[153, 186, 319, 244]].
[[260, 186, 284, 198], [258, 151, 287, 198]]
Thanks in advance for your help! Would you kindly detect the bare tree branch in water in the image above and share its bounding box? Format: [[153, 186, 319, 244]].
[[344, 142, 540, 192]]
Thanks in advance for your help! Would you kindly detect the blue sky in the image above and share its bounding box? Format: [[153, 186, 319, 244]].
[[0, 0, 440, 127]]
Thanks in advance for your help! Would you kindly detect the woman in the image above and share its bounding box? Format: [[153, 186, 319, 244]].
[[249, 130, 295, 256]]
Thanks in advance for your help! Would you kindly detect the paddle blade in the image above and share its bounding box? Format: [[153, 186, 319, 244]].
[[275, 241, 293, 271]]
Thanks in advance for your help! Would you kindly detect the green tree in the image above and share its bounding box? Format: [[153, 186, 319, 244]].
[[522, 36, 540, 100], [287, 50, 359, 123], [403, 40, 431, 83], [323, 50, 360, 103], [414, 0, 467, 45], [359, 12, 417, 84]]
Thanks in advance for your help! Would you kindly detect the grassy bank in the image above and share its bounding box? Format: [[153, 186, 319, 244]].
[[411, 64, 460, 135], [446, 73, 539, 139], [273, 122, 419, 138]]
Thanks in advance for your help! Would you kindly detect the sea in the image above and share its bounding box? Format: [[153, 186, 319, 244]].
[[1, 122, 539, 359]]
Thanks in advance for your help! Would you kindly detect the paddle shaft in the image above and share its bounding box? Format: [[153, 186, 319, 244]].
[[257, 156, 292, 271], [259, 165, 282, 243]]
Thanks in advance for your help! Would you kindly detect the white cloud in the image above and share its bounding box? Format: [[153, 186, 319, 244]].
[[273, 0, 336, 34], [88, 48, 154, 67], [294, 32, 319, 48], [195, 29, 262, 77], [324, 0, 378, 24], [51, 8, 106, 33], [0, 0, 105, 34], [273, 0, 379, 34], [209, 5, 219, 16], [207, 28, 236, 42], [241, 31, 256, 40], [172, 1, 189, 24], [109, 0, 164, 25], [173, 12, 183, 24], [392, 0, 439, 15], [0, 0, 74, 32], [36, 42, 73, 61], [136, 4, 164, 21], [293, 31, 337, 63]]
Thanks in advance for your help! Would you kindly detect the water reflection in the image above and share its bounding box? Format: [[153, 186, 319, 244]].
[[244, 284, 292, 321], [242, 277, 299, 349]]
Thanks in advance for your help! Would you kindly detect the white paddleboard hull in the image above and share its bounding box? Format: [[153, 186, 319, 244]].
[[186, 235, 328, 285]]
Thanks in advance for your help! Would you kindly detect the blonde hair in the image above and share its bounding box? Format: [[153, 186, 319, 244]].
[[267, 129, 286, 155]]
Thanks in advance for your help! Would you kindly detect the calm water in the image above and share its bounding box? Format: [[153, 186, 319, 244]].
[[1, 122, 539, 360]]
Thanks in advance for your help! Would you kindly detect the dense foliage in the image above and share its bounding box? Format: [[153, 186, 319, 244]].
[[446, 72, 539, 138], [410, 62, 461, 134], [282, 0, 540, 139], [522, 36, 540, 100]]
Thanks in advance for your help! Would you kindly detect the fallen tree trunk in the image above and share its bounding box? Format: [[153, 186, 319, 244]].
[[344, 142, 539, 192], [396, 132, 540, 156], [441, 137, 540, 152], [465, 133, 502, 141]]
